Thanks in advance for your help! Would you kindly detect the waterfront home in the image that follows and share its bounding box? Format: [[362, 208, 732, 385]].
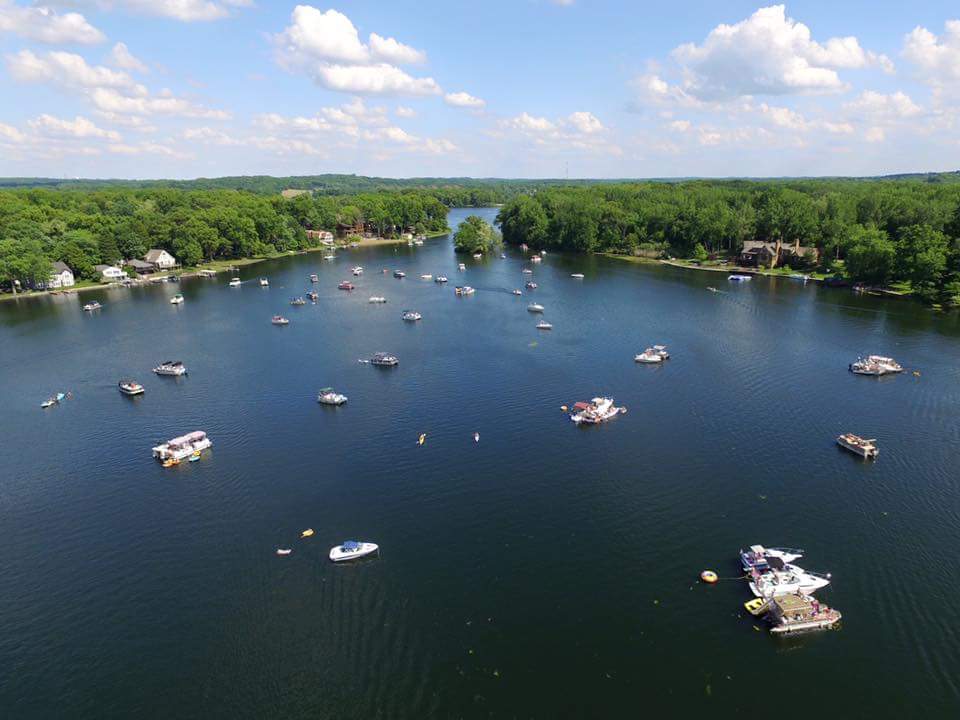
[[127, 259, 155, 275], [145, 248, 177, 271], [95, 264, 126, 282], [48, 261, 75, 289], [740, 241, 819, 268], [306, 229, 335, 245]]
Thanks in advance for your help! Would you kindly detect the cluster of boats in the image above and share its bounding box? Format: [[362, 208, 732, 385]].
[[152, 430, 212, 467], [568, 397, 625, 425], [849, 355, 903, 376], [738, 545, 841, 634]]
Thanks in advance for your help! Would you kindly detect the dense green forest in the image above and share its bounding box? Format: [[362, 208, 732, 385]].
[[453, 216, 502, 255], [497, 180, 960, 305], [0, 187, 450, 290]]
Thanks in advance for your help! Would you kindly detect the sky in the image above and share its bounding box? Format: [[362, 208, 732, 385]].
[[0, 0, 959, 179]]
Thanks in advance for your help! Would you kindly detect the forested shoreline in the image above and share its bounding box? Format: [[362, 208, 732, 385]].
[[498, 180, 960, 305]]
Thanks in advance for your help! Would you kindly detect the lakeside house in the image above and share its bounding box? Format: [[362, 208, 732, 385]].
[[127, 259, 155, 275], [145, 248, 177, 271], [48, 261, 75, 289], [306, 229, 335, 245], [740, 240, 819, 268], [95, 264, 126, 282]]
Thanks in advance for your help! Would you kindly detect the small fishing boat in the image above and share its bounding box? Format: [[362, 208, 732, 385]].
[[276, 548, 292, 556], [368, 296, 387, 303], [393, 270, 406, 279], [310, 273, 319, 283], [370, 352, 399, 367], [570, 273, 585, 279], [153, 360, 187, 376], [329, 540, 379, 562], [272, 315, 290, 325], [352, 266, 364, 276], [527, 303, 544, 313], [317, 387, 348, 405], [455, 286, 475, 296], [259, 278, 269, 287], [728, 274, 752, 282], [337, 281, 355, 291], [290, 296, 307, 305], [458, 263, 466, 271], [634, 345, 670, 364], [420, 274, 433, 280], [169, 294, 184, 305], [229, 278, 241, 287], [118, 380, 145, 396], [837, 433, 878, 459], [83, 301, 102, 311], [536, 320, 553, 330], [435, 275, 448, 283], [526, 281, 538, 290], [512, 289, 522, 296], [401, 310, 422, 321], [152, 430, 211, 462], [569, 397, 625, 425]]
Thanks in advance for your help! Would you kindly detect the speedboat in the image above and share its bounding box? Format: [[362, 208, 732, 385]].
[[739, 545, 804, 573], [118, 380, 145, 396], [323, 254, 335, 261], [414, 238, 424, 246], [635, 345, 670, 363], [512, 289, 522, 296], [435, 275, 448, 283], [536, 320, 553, 330], [527, 303, 544, 313], [728, 274, 752, 282], [83, 301, 102, 311], [401, 310, 422, 321], [229, 278, 241, 287], [569, 397, 624, 425], [531, 255, 542, 263], [317, 387, 348, 405], [41, 392, 66, 408], [420, 274, 433, 280], [526, 281, 538, 289], [352, 266, 364, 276], [571, 273, 585, 279], [748, 565, 831, 598], [259, 278, 269, 287], [368, 296, 387, 303], [458, 263, 466, 271], [290, 296, 307, 305], [337, 281, 355, 291], [152, 430, 212, 462], [271, 315, 290, 325], [837, 433, 878, 459], [169, 294, 184, 305], [153, 360, 187, 376], [455, 286, 475, 296], [329, 540, 379, 562], [310, 274, 319, 283], [393, 270, 406, 279], [370, 352, 399, 367]]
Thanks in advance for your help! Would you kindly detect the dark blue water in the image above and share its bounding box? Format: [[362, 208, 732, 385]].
[[1, 208, 959, 718]]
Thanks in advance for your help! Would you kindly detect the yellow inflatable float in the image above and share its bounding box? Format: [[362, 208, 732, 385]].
[[700, 570, 718, 584]]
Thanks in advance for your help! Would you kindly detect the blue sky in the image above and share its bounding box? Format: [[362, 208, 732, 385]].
[[0, 1, 958, 178]]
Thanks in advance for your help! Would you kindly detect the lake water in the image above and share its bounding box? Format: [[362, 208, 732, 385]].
[[1, 207, 958, 718]]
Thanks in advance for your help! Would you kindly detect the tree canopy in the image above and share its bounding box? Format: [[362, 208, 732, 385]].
[[453, 215, 502, 255]]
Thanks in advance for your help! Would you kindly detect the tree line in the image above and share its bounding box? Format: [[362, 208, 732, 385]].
[[0, 188, 451, 290], [497, 181, 960, 305]]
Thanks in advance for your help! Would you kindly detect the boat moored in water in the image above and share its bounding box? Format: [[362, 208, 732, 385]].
[[118, 380, 145, 396], [83, 301, 102, 311], [401, 310, 422, 321], [526, 281, 538, 289], [766, 593, 841, 634], [290, 296, 307, 305], [352, 266, 364, 276], [310, 273, 319, 283], [229, 278, 241, 287], [748, 561, 831, 598], [512, 289, 522, 296], [458, 263, 466, 271], [635, 345, 670, 363], [728, 274, 752, 282], [259, 278, 269, 287], [368, 296, 387, 303], [337, 281, 355, 291], [849, 355, 903, 376], [393, 270, 406, 279], [153, 360, 187, 376], [536, 320, 553, 330], [369, 352, 399, 367], [169, 294, 184, 305], [837, 433, 878, 459], [152, 430, 211, 462], [571, 273, 585, 279], [329, 540, 379, 562], [455, 286, 475, 296], [271, 315, 290, 325], [527, 303, 544, 313], [569, 397, 625, 425], [435, 275, 448, 283], [740, 545, 804, 572], [317, 387, 348, 405]]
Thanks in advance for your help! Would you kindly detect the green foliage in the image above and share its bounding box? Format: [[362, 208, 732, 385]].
[[845, 227, 896, 286], [453, 215, 502, 254]]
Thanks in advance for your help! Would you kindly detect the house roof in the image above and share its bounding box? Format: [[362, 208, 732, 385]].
[[144, 248, 171, 263], [95, 264, 116, 272], [127, 259, 154, 270], [51, 261, 72, 273]]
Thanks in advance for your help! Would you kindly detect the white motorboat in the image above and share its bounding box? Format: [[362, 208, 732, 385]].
[[512, 289, 522, 296], [458, 263, 466, 271], [83, 301, 102, 311], [635, 345, 670, 364], [536, 320, 553, 330], [526, 281, 538, 290], [455, 286, 475, 296], [414, 238, 424, 246], [531, 255, 542, 263], [527, 303, 544, 313], [569, 397, 624, 425], [323, 254, 335, 261], [259, 278, 269, 287], [435, 275, 448, 283], [570, 273, 585, 279], [329, 540, 379, 562], [152, 430, 212, 462], [473, 253, 483, 259], [837, 433, 878, 459], [169, 294, 184, 305], [728, 274, 752, 282], [368, 296, 387, 303], [393, 270, 406, 278], [317, 387, 348, 405], [849, 355, 903, 376], [370, 352, 399, 367], [739, 545, 804, 572], [271, 315, 290, 325], [310, 273, 319, 283], [118, 380, 145, 396], [402, 310, 422, 321], [522, 268, 533, 274], [748, 565, 831, 598], [540, 250, 547, 257], [420, 274, 433, 280], [352, 266, 364, 276], [153, 360, 187, 376], [229, 278, 241, 287]]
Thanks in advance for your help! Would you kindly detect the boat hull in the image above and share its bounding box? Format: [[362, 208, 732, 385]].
[[329, 542, 379, 562]]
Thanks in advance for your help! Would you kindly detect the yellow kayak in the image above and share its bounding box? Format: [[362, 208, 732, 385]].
[[301, 528, 314, 538]]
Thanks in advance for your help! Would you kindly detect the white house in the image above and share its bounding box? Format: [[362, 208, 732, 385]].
[[48, 261, 75, 289], [145, 248, 177, 270], [306, 229, 335, 245], [95, 264, 126, 282]]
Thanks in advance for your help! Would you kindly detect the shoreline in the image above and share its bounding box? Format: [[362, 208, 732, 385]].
[[0, 228, 451, 303]]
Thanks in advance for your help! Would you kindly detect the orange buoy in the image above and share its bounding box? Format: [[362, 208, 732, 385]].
[[700, 570, 718, 584]]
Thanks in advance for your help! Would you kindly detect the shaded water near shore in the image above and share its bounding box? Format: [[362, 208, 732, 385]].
[[1, 208, 959, 718]]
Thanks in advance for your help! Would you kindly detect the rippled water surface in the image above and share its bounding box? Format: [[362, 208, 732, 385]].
[[1, 208, 959, 718]]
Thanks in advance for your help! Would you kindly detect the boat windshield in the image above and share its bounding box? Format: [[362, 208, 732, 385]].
[[343, 541, 360, 551]]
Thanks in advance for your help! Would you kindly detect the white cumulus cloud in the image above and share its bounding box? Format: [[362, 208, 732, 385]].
[[29, 113, 121, 141], [902, 20, 960, 91], [444, 91, 485, 109], [0, 1, 105, 44], [108, 42, 149, 73]]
